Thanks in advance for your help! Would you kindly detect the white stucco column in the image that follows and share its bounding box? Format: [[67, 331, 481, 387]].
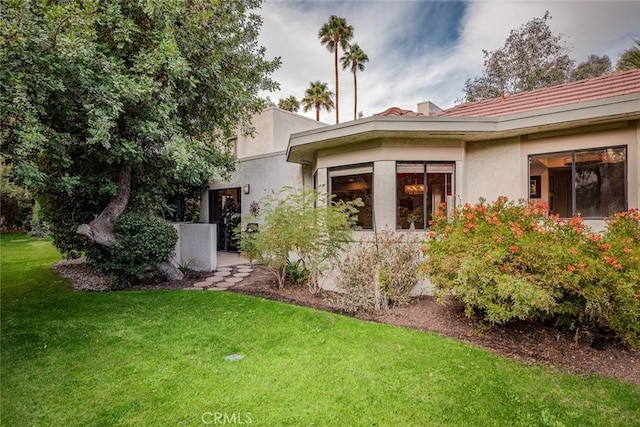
[[199, 189, 210, 223], [374, 161, 396, 230], [316, 167, 328, 192]]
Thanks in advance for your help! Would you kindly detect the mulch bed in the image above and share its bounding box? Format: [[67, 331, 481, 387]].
[[53, 260, 640, 386]]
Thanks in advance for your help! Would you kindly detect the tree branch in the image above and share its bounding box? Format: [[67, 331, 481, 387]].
[[77, 164, 131, 247]]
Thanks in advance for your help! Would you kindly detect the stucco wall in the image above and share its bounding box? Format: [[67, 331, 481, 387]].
[[236, 108, 325, 159], [207, 152, 304, 221], [373, 161, 396, 230], [172, 223, 217, 271], [465, 137, 522, 204]]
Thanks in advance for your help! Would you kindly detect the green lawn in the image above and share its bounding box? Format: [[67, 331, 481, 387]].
[[1, 234, 639, 426]]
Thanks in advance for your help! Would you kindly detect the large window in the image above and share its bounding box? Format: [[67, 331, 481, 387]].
[[529, 146, 626, 218], [329, 165, 373, 229], [397, 162, 454, 230]]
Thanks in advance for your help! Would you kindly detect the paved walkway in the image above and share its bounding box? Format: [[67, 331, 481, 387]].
[[183, 252, 254, 291]]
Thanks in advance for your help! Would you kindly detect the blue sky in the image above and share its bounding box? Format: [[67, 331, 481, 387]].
[[257, 0, 640, 124]]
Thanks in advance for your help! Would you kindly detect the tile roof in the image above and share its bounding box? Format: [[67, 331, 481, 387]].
[[438, 69, 640, 118], [374, 107, 424, 117]]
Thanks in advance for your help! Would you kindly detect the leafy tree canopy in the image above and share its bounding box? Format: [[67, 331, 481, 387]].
[[463, 12, 578, 102], [1, 0, 280, 256], [570, 54, 612, 81], [617, 39, 640, 71], [302, 81, 334, 122], [277, 96, 300, 112]]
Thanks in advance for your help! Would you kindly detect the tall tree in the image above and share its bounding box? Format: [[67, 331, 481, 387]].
[[617, 39, 640, 71], [278, 96, 300, 112], [1, 0, 280, 267], [340, 43, 369, 120], [302, 81, 334, 121], [462, 12, 574, 102], [318, 15, 353, 124], [570, 55, 612, 81]]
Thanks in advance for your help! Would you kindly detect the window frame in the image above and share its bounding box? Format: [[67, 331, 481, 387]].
[[528, 145, 627, 219], [328, 163, 374, 230], [396, 161, 455, 230]]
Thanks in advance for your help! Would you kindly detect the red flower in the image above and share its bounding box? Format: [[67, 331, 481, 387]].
[[599, 243, 611, 251], [588, 233, 602, 242], [569, 248, 578, 256], [623, 247, 632, 254], [510, 245, 519, 253], [499, 265, 508, 272], [567, 264, 576, 272]]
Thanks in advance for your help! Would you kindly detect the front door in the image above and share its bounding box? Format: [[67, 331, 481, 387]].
[[209, 188, 241, 251]]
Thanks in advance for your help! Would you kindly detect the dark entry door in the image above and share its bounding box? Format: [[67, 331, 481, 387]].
[[209, 188, 241, 251]]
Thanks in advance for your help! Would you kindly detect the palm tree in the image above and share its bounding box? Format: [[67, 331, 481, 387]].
[[617, 39, 640, 71], [318, 15, 354, 124], [340, 43, 369, 120], [302, 81, 334, 121], [278, 96, 300, 112]]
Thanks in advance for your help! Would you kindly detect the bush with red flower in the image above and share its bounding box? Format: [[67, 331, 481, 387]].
[[423, 198, 639, 347]]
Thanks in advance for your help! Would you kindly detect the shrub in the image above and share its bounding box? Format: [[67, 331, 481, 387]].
[[87, 212, 178, 286], [338, 231, 422, 313], [236, 186, 361, 291], [27, 200, 51, 238], [424, 198, 640, 347]]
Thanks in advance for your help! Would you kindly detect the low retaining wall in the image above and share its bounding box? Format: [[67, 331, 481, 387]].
[[171, 223, 217, 272]]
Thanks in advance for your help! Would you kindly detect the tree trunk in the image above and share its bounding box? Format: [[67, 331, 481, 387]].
[[159, 260, 184, 281], [353, 70, 357, 120], [77, 164, 132, 247], [76, 163, 185, 281], [334, 42, 339, 124]]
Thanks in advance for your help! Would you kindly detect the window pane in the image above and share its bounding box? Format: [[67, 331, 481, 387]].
[[427, 170, 453, 224], [575, 147, 626, 217], [330, 168, 373, 229], [397, 163, 425, 229]]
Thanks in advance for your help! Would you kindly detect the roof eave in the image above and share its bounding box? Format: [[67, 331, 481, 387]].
[[287, 94, 640, 165]]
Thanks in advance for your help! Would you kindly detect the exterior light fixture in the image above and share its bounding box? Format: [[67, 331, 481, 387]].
[[243, 184, 250, 194]]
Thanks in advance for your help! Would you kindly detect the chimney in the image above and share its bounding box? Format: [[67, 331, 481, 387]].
[[417, 101, 443, 116]]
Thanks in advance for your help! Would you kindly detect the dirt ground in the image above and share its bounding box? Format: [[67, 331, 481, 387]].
[[53, 260, 640, 386]]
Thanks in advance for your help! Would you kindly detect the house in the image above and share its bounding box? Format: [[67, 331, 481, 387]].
[[199, 106, 326, 252], [196, 70, 639, 288], [287, 69, 640, 234]]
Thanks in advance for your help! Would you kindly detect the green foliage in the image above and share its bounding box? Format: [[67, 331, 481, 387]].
[[318, 15, 354, 123], [285, 259, 310, 284], [277, 96, 300, 112], [424, 198, 640, 347], [338, 231, 422, 313], [27, 200, 51, 238], [0, 156, 33, 231], [570, 54, 612, 81], [462, 11, 603, 101], [301, 81, 334, 121], [237, 186, 361, 291], [617, 39, 640, 71], [4, 235, 640, 426], [87, 212, 178, 286], [177, 258, 197, 275], [1, 0, 280, 252]]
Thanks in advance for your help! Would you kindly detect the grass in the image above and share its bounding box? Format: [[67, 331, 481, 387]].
[[1, 234, 639, 426]]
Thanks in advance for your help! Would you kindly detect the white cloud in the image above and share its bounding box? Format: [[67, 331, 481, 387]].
[[257, 0, 640, 124]]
